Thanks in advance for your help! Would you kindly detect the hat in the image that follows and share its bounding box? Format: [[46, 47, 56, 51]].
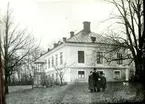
[[100, 71, 105, 75]]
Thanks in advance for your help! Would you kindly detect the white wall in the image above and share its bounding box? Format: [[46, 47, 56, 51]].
[[38, 42, 129, 82]]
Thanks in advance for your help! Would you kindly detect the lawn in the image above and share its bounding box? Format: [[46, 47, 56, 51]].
[[61, 82, 144, 104], [6, 82, 144, 104], [8, 85, 32, 93], [6, 85, 68, 104]]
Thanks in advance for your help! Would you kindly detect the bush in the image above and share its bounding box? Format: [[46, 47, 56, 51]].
[[40, 76, 68, 87], [54, 81, 60, 85], [44, 77, 55, 88], [59, 82, 67, 86], [9, 80, 33, 86]]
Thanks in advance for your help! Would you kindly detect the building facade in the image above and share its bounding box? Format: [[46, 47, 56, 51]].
[[33, 21, 131, 86]]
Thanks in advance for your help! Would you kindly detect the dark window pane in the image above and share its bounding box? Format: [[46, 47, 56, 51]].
[[52, 56, 54, 67], [97, 52, 103, 64], [78, 71, 85, 78], [117, 53, 123, 65], [78, 51, 84, 63], [60, 52, 63, 65]]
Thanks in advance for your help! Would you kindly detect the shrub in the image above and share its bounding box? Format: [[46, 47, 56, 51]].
[[54, 81, 60, 85], [59, 82, 67, 86]]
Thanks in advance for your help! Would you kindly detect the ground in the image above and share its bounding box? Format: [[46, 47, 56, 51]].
[[6, 82, 144, 104]]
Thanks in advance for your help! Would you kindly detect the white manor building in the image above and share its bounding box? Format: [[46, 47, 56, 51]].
[[33, 21, 132, 86]]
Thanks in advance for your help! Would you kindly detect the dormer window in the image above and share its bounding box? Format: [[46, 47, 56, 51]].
[[90, 37, 96, 43]]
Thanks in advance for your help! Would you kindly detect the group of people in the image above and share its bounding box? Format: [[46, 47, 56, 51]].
[[88, 68, 106, 92]]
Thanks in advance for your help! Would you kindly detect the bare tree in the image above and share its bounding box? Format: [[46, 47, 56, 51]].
[[54, 63, 67, 85], [53, 62, 75, 85], [0, 3, 40, 94], [22, 47, 46, 86], [103, 0, 144, 81]]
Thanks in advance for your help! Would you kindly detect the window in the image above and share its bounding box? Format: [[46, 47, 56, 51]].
[[78, 71, 85, 78], [55, 73, 59, 82], [52, 56, 54, 67], [113, 70, 121, 79], [56, 73, 58, 78], [44, 60, 47, 69], [60, 52, 63, 65], [97, 52, 103, 64], [78, 51, 84, 63], [37, 75, 41, 84], [52, 74, 54, 79], [55, 54, 58, 66], [38, 64, 40, 72], [117, 53, 123, 65], [48, 59, 50, 68]]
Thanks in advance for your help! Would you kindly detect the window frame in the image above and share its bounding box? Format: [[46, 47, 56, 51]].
[[113, 70, 121, 80], [55, 54, 58, 66], [78, 51, 85, 63], [117, 53, 123, 65], [48, 59, 50, 68], [52, 56, 54, 67], [60, 52, 63, 65], [78, 71, 85, 79], [97, 52, 103, 64]]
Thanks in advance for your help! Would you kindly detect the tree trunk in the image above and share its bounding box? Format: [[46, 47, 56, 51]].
[[60, 78, 63, 85], [8, 76, 11, 85], [134, 53, 143, 82], [5, 76, 9, 94]]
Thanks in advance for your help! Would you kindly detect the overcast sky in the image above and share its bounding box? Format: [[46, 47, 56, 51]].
[[0, 0, 120, 51]]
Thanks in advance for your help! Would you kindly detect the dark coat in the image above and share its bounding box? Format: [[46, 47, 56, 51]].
[[99, 76, 106, 89], [88, 75, 95, 90], [92, 72, 100, 87]]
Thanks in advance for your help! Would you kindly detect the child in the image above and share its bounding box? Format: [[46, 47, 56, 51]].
[[100, 72, 107, 91], [88, 71, 95, 92]]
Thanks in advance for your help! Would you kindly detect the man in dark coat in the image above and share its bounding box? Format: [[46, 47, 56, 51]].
[[92, 68, 100, 92], [88, 71, 95, 92], [99, 72, 106, 91]]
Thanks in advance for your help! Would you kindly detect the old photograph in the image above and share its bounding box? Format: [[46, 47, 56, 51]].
[[0, 0, 144, 104]]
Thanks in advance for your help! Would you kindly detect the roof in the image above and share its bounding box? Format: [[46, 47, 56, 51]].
[[34, 30, 114, 63], [34, 58, 46, 64], [66, 30, 113, 44]]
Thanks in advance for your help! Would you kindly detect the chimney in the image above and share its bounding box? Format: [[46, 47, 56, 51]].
[[47, 48, 50, 52], [83, 21, 91, 33], [90, 37, 96, 43], [40, 53, 43, 56], [70, 31, 74, 37], [63, 37, 67, 42], [53, 43, 58, 48]]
